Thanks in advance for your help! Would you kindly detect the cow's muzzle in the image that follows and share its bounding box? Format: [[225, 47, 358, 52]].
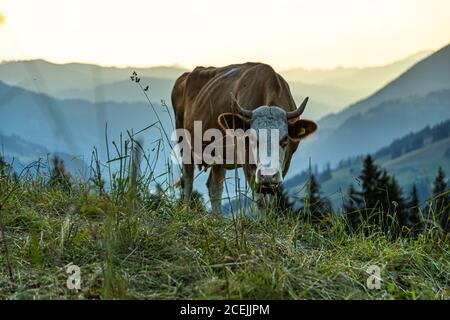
[[255, 166, 282, 187]]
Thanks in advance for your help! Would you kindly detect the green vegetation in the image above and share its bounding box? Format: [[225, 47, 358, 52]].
[[0, 153, 448, 300], [299, 174, 332, 223], [343, 155, 449, 237]]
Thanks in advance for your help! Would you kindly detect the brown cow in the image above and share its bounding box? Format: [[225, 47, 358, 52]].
[[171, 62, 317, 212]]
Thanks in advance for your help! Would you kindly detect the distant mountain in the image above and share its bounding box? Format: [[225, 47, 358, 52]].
[[281, 51, 432, 112], [321, 51, 433, 92], [314, 90, 450, 163], [1, 52, 431, 122], [285, 44, 450, 177], [281, 66, 360, 85], [0, 59, 187, 102], [0, 59, 345, 120], [287, 81, 361, 118], [0, 133, 88, 177], [285, 120, 450, 209], [320, 45, 449, 130], [3, 56, 429, 121], [281, 50, 432, 106], [61, 76, 175, 104], [0, 80, 174, 179]]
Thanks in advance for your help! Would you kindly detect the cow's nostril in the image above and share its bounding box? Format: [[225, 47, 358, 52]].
[[257, 169, 280, 184]]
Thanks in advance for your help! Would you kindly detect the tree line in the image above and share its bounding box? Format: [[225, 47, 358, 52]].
[[301, 154, 449, 236]]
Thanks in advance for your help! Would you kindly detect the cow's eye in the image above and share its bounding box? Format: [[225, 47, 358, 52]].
[[280, 136, 288, 146]]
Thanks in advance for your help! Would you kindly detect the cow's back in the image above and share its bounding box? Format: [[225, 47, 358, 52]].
[[171, 66, 230, 130], [172, 62, 297, 134]]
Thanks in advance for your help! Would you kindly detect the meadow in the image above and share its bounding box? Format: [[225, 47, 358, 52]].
[[0, 152, 448, 300]]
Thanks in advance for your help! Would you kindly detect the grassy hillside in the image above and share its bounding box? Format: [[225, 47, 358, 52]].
[[0, 174, 448, 300]]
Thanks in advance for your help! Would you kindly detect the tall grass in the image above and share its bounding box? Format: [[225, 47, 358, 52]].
[[0, 137, 448, 299]]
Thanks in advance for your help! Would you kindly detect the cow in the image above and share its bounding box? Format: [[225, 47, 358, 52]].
[[171, 62, 317, 213]]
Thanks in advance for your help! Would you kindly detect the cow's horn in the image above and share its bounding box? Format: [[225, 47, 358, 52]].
[[286, 97, 309, 119], [230, 92, 252, 118]]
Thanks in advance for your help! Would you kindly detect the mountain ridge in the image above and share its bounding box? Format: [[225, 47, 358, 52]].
[[285, 119, 450, 209], [1, 50, 433, 121], [319, 44, 450, 129]]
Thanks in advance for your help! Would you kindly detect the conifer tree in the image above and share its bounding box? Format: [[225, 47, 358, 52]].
[[432, 167, 449, 232], [344, 184, 363, 231], [409, 184, 420, 209], [358, 155, 382, 226], [357, 157, 408, 235], [404, 183, 421, 231], [377, 169, 391, 216], [385, 176, 406, 234], [301, 174, 331, 222], [433, 167, 447, 197], [359, 155, 381, 210]]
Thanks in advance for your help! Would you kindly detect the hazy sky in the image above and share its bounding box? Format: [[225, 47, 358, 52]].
[[0, 0, 449, 69]]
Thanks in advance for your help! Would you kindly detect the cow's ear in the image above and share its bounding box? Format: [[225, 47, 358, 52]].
[[218, 113, 251, 131], [288, 119, 317, 141]]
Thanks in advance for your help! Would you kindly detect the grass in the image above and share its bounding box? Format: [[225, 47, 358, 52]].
[[0, 169, 448, 300]]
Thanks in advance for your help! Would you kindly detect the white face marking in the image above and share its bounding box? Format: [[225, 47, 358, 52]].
[[250, 106, 288, 185]]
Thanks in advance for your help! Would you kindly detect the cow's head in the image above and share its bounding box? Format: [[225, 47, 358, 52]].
[[218, 95, 317, 193]]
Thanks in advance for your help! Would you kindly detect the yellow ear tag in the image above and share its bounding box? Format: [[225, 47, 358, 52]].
[[300, 127, 306, 136]]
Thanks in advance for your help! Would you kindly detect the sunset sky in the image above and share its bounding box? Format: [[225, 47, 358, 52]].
[[0, 0, 449, 70]]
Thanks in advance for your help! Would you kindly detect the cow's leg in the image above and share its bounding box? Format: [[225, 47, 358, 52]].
[[182, 163, 194, 203], [207, 166, 226, 213]]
